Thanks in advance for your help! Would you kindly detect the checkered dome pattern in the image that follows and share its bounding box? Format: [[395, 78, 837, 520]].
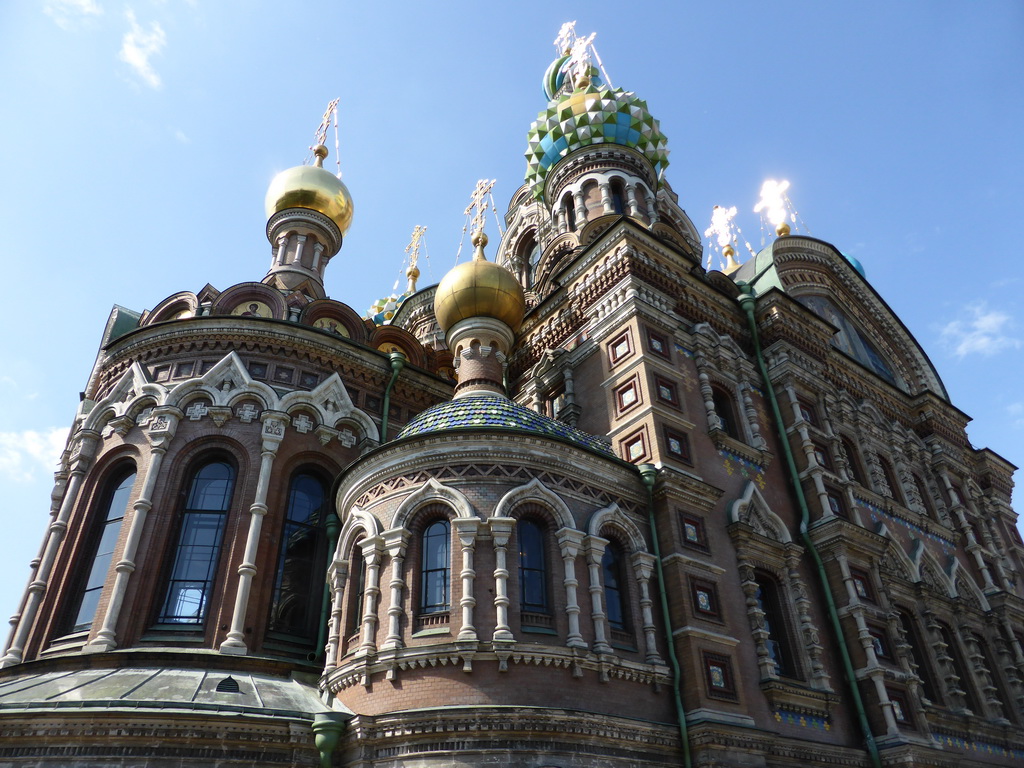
[[399, 393, 613, 456], [525, 84, 669, 200]]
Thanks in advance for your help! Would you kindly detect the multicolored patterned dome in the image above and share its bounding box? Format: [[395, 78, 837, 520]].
[[399, 393, 613, 456], [525, 75, 669, 199]]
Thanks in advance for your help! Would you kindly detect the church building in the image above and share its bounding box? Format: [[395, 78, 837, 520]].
[[1, 28, 1021, 768]]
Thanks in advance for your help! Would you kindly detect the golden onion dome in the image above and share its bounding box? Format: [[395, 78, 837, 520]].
[[265, 145, 354, 235], [434, 232, 526, 333]]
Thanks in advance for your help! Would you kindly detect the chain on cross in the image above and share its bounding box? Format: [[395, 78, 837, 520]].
[[464, 179, 495, 236]]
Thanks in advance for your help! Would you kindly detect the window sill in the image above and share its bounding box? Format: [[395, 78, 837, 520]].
[[412, 626, 452, 638]]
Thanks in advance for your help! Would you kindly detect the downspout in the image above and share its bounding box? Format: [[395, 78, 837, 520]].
[[638, 463, 692, 768], [379, 351, 406, 442], [314, 510, 341, 662], [736, 286, 882, 768]]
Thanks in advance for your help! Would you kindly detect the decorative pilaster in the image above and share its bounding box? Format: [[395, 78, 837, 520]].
[[453, 518, 480, 642], [324, 559, 349, 674], [584, 535, 612, 655], [489, 517, 515, 643], [631, 552, 663, 665], [357, 537, 384, 658], [557, 528, 587, 649], [220, 411, 286, 654], [381, 528, 410, 651]]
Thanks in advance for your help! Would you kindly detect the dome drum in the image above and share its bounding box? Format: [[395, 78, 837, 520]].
[[543, 144, 659, 207]]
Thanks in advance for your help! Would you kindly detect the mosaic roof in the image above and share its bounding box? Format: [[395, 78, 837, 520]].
[[398, 393, 613, 456], [525, 83, 669, 200]]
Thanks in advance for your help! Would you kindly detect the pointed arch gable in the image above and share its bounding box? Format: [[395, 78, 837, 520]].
[[916, 548, 955, 597], [493, 478, 574, 530], [952, 570, 990, 612], [335, 507, 382, 565], [586, 504, 647, 553], [877, 531, 920, 584], [728, 481, 792, 544], [389, 479, 476, 531], [83, 363, 166, 431], [167, 351, 278, 409], [279, 373, 378, 442]]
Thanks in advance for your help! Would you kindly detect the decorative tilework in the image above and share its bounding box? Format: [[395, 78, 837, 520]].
[[398, 394, 614, 456], [720, 448, 766, 490], [773, 709, 831, 731], [856, 496, 955, 553], [931, 733, 1024, 760]]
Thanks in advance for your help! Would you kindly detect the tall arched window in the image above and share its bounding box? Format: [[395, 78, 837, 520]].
[[268, 472, 329, 642], [937, 622, 982, 714], [712, 386, 740, 440], [609, 179, 626, 215], [345, 544, 366, 645], [157, 460, 234, 624], [896, 610, 941, 704], [562, 192, 576, 231], [420, 519, 450, 615], [602, 540, 629, 632], [71, 467, 136, 632], [518, 520, 549, 615], [754, 573, 798, 678]]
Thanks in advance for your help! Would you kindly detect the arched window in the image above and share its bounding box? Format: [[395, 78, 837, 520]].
[[712, 386, 740, 440], [602, 540, 629, 632], [896, 610, 941, 704], [754, 573, 798, 678], [420, 519, 450, 615], [562, 192, 576, 231], [345, 544, 366, 644], [841, 437, 865, 485], [70, 467, 136, 632], [937, 622, 983, 714], [609, 179, 626, 215], [518, 520, 549, 615], [157, 460, 234, 624], [268, 472, 329, 642], [912, 474, 938, 520], [878, 457, 905, 505]]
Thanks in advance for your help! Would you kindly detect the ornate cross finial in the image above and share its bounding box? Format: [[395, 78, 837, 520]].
[[568, 31, 596, 85], [314, 98, 340, 149], [464, 179, 496, 237], [405, 225, 426, 270], [554, 21, 577, 54]]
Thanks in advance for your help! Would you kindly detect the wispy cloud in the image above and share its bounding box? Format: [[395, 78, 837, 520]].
[[172, 128, 189, 143], [1008, 403, 1024, 430], [44, 0, 103, 30], [940, 302, 1020, 358], [119, 9, 166, 89], [0, 429, 66, 484]]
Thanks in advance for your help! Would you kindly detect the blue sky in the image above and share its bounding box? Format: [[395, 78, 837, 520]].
[[0, 1, 1022, 627]]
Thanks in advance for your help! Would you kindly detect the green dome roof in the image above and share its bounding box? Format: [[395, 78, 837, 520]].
[[525, 82, 669, 200], [399, 394, 613, 456]]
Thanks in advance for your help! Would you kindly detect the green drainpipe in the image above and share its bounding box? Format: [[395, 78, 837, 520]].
[[736, 286, 882, 768], [314, 510, 341, 662], [638, 463, 692, 768], [379, 351, 406, 442], [312, 711, 346, 768]]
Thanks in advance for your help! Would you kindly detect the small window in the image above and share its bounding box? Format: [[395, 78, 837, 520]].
[[825, 489, 847, 518], [812, 443, 832, 471], [690, 578, 720, 619], [654, 375, 679, 407], [754, 574, 798, 678], [797, 400, 817, 426], [420, 519, 451, 615], [608, 332, 632, 365], [868, 626, 892, 660], [850, 568, 875, 603], [681, 514, 709, 552], [518, 520, 549, 615], [888, 690, 912, 725], [663, 427, 692, 464], [562, 192, 576, 232], [609, 179, 626, 215], [702, 651, 737, 699], [601, 541, 629, 632], [711, 387, 740, 440], [646, 329, 670, 359]]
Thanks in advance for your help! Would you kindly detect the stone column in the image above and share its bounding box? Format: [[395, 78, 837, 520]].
[[453, 518, 480, 642], [557, 528, 587, 649], [2, 429, 100, 667], [220, 411, 287, 654], [599, 182, 613, 215], [632, 552, 663, 665], [357, 537, 384, 657], [381, 528, 410, 651], [489, 517, 515, 643], [87, 410, 180, 652], [573, 190, 587, 226], [324, 559, 349, 674], [624, 183, 640, 217], [584, 535, 612, 654]]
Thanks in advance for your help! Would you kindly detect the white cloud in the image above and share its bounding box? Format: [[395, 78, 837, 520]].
[[173, 128, 189, 143], [0, 428, 67, 484], [44, 0, 103, 30], [119, 9, 166, 89], [940, 302, 1020, 358]]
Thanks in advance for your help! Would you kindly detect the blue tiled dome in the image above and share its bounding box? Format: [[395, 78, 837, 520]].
[[398, 394, 613, 456]]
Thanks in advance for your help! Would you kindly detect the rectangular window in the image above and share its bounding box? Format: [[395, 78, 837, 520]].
[[798, 399, 817, 426], [826, 489, 847, 518], [646, 329, 670, 359], [888, 690, 912, 725], [654, 375, 679, 407], [869, 627, 892, 660], [850, 568, 875, 602], [620, 430, 648, 462], [690, 578, 720, 619], [614, 379, 640, 413], [813, 443, 832, 471]]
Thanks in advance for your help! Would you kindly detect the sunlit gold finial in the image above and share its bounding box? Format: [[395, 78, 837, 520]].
[[312, 144, 328, 168], [722, 244, 741, 274], [776, 221, 791, 237]]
